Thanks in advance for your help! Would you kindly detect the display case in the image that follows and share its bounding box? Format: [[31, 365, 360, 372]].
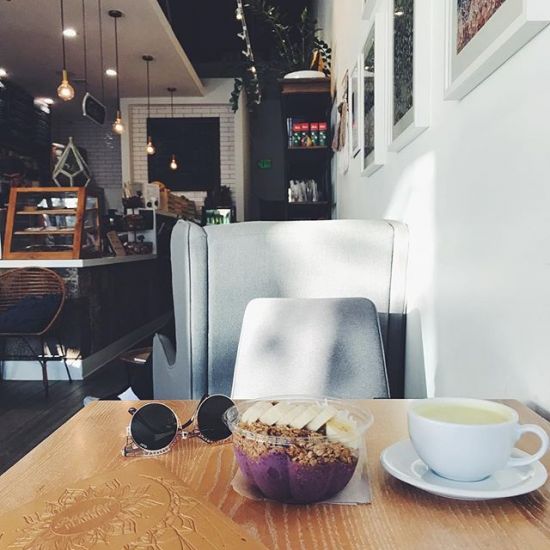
[[2, 187, 101, 259]]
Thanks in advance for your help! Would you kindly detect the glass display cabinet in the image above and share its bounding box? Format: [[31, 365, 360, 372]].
[[2, 187, 101, 259]]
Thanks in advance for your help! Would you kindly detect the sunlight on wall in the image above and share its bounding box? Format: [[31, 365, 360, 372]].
[[384, 151, 437, 397]]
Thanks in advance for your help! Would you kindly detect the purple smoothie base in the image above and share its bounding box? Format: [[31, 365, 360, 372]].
[[234, 447, 357, 504]]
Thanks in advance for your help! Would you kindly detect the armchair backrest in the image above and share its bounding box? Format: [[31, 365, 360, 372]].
[[154, 219, 408, 399]]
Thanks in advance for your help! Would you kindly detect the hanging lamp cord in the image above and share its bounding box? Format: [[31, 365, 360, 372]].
[[114, 15, 120, 109], [146, 59, 151, 117], [170, 89, 174, 118], [82, 0, 88, 92], [98, 0, 105, 102], [60, 0, 67, 69]]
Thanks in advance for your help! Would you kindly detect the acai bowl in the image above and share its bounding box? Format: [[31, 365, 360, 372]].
[[223, 396, 373, 504]]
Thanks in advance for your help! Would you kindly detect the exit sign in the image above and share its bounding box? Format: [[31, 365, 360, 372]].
[[257, 159, 272, 169]]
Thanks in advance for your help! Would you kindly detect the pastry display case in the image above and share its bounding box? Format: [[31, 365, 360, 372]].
[[2, 187, 101, 259]]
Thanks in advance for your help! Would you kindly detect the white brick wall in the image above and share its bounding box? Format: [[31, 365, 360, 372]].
[[52, 117, 122, 210], [129, 103, 236, 209]]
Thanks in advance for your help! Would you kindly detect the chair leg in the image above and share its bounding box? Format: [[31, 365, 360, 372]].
[[22, 337, 49, 397], [56, 334, 72, 383], [40, 336, 49, 397]]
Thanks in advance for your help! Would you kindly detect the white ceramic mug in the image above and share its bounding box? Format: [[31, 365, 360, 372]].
[[408, 398, 549, 482]]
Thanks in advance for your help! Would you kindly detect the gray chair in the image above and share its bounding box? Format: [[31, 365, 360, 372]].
[[231, 297, 389, 399], [153, 219, 408, 399]]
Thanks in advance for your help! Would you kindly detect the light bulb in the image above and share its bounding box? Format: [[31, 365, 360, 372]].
[[57, 69, 75, 101], [112, 111, 124, 134], [170, 154, 178, 170], [146, 136, 156, 155]]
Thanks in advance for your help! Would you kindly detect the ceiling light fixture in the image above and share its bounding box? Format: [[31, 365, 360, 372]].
[[57, 0, 75, 101], [109, 9, 124, 135], [105, 68, 117, 76], [35, 97, 55, 105], [63, 27, 77, 38], [143, 55, 155, 155], [168, 87, 178, 170], [0, 68, 7, 78]]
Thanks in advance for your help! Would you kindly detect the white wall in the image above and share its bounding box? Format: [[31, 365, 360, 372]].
[[316, 0, 550, 414], [121, 79, 249, 221]]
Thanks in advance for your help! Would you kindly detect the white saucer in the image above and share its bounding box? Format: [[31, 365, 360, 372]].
[[380, 439, 548, 500]]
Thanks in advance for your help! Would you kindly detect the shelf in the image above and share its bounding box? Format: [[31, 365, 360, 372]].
[[288, 146, 329, 151], [16, 209, 78, 215], [288, 201, 330, 207], [14, 229, 75, 235]]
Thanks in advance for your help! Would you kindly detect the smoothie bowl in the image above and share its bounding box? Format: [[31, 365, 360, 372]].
[[223, 397, 373, 504]]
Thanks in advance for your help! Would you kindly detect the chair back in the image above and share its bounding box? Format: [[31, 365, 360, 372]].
[[231, 297, 389, 399], [0, 268, 66, 335], [155, 219, 408, 399]]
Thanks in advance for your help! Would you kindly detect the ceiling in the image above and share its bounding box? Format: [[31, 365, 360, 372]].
[[158, 0, 312, 77], [0, 0, 204, 118]]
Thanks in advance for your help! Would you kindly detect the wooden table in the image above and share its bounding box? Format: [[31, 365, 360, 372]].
[[0, 400, 548, 549]]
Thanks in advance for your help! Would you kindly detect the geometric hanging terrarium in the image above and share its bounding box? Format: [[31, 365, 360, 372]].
[[53, 137, 92, 187]]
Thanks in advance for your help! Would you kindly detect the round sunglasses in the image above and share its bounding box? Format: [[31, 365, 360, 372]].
[[122, 394, 235, 457]]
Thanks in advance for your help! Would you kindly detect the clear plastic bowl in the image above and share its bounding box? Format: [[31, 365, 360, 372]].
[[223, 396, 373, 504]]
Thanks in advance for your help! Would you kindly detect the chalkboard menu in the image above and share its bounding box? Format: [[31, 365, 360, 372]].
[[0, 81, 51, 154]]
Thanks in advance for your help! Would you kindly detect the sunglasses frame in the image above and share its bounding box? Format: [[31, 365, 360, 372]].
[[122, 394, 234, 457]]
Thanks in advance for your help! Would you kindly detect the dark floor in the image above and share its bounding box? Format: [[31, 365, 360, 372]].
[[0, 359, 130, 476]]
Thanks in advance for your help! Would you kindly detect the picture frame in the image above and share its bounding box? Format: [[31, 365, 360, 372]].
[[362, 0, 378, 21], [389, 0, 431, 152], [360, 7, 390, 177], [349, 62, 361, 158], [338, 70, 350, 175], [445, 0, 550, 99]]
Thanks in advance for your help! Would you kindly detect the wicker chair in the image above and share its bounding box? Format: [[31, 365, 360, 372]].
[[0, 268, 71, 395]]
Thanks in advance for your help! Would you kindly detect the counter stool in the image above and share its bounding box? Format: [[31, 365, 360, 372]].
[[0, 268, 71, 396]]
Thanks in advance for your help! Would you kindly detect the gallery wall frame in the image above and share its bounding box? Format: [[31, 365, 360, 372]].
[[338, 70, 350, 175], [349, 62, 361, 158], [445, 0, 550, 100], [389, 0, 432, 151], [362, 0, 378, 22], [360, 6, 391, 177]]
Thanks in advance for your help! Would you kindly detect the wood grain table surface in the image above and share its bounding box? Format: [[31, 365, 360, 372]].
[[0, 399, 548, 549]]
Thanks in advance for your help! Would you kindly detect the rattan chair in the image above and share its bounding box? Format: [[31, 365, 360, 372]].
[[0, 268, 71, 395]]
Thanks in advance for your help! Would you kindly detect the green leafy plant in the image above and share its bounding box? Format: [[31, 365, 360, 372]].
[[230, 1, 331, 112]]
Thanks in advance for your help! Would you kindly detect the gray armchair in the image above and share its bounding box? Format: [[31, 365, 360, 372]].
[[153, 219, 408, 399]]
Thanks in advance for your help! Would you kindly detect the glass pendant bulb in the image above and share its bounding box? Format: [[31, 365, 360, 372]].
[[57, 69, 75, 101], [170, 154, 178, 170], [146, 136, 155, 155], [112, 110, 124, 134]]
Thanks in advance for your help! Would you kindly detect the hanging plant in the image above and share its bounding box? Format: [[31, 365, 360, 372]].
[[230, 1, 331, 112]]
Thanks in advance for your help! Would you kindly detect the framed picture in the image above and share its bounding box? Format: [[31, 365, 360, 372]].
[[389, 0, 431, 151], [349, 62, 361, 157], [360, 8, 390, 176], [338, 70, 350, 175], [445, 0, 550, 99], [362, 0, 377, 21]]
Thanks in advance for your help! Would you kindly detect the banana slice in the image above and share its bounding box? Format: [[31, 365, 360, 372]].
[[325, 411, 361, 449], [242, 401, 272, 423], [289, 404, 321, 429], [259, 401, 293, 426], [277, 404, 304, 426], [307, 405, 338, 432]]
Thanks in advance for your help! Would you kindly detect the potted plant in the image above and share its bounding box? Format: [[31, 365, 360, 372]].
[[230, 1, 331, 112]]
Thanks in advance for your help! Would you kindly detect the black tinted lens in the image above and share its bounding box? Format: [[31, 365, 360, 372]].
[[131, 403, 178, 451], [196, 395, 234, 442]]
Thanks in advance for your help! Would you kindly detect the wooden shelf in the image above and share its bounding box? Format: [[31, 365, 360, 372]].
[[14, 229, 75, 235], [280, 78, 331, 95], [288, 202, 330, 207], [288, 146, 329, 151], [16, 209, 78, 215]]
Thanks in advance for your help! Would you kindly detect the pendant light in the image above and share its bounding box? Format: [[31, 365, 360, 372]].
[[57, 0, 75, 101], [143, 55, 155, 155], [168, 87, 178, 170], [109, 10, 124, 135], [98, 0, 105, 104]]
